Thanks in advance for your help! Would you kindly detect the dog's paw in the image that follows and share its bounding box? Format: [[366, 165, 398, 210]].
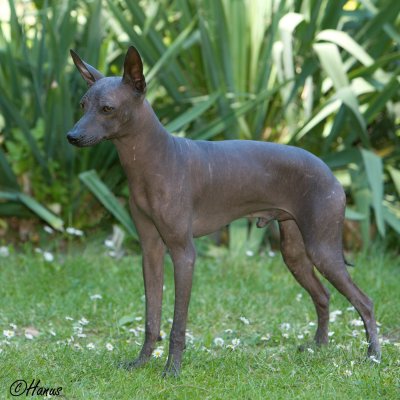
[[162, 359, 181, 378], [297, 341, 320, 353], [120, 356, 150, 370]]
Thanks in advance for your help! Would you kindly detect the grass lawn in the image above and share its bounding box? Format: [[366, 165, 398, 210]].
[[0, 239, 399, 399]]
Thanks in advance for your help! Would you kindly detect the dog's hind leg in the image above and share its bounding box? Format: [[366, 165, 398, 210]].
[[306, 241, 381, 360], [298, 202, 381, 360], [279, 220, 330, 347]]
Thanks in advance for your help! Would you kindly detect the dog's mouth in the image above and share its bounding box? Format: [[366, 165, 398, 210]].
[[67, 134, 104, 147]]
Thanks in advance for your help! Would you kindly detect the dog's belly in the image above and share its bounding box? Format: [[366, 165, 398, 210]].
[[192, 207, 292, 237]]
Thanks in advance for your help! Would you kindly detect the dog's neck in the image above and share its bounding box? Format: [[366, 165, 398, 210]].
[[112, 99, 173, 185]]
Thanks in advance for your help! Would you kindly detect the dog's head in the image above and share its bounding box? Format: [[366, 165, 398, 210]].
[[67, 46, 146, 147]]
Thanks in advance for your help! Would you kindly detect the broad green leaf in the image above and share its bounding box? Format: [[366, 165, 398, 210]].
[[334, 87, 368, 146], [322, 148, 361, 169], [345, 208, 366, 221], [313, 43, 349, 90], [387, 167, 400, 196], [0, 147, 19, 190], [192, 85, 285, 140], [146, 18, 197, 83], [364, 77, 400, 124], [295, 99, 341, 140], [0, 191, 64, 230], [18, 193, 64, 230], [279, 13, 305, 80], [383, 203, 400, 234], [165, 92, 220, 133], [316, 30, 374, 66], [361, 150, 385, 236], [79, 170, 138, 240]]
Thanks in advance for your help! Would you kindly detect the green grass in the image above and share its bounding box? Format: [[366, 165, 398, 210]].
[[0, 240, 399, 399]]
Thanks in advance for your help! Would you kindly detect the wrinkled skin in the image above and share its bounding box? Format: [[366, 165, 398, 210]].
[[67, 46, 381, 377]]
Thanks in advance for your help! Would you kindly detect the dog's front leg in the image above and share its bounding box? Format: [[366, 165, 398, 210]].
[[163, 238, 196, 377], [126, 210, 166, 369]]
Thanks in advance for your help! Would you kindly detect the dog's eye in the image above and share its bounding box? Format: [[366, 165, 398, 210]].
[[102, 106, 114, 113]]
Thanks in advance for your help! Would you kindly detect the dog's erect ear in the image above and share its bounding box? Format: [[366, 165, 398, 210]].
[[70, 50, 104, 86], [122, 46, 146, 93]]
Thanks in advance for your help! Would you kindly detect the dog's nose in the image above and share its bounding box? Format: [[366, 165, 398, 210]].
[[67, 132, 79, 144]]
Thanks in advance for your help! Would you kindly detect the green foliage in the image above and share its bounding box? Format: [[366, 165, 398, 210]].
[[0, 0, 399, 247]]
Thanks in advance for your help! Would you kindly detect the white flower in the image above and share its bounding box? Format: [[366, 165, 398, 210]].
[[77, 333, 87, 338], [49, 330, 56, 336], [280, 322, 291, 331], [224, 329, 233, 334], [134, 317, 142, 321], [346, 306, 355, 312], [106, 343, 114, 351], [282, 333, 289, 339], [351, 330, 359, 337], [73, 343, 82, 350], [307, 348, 314, 354], [44, 226, 54, 234], [90, 294, 102, 300], [159, 330, 167, 340], [153, 347, 164, 358], [350, 319, 364, 327], [3, 330, 15, 339], [308, 322, 316, 326], [268, 250, 276, 257], [214, 337, 224, 346], [369, 356, 380, 364], [0, 246, 10, 257], [79, 317, 89, 326], [245, 250, 254, 257], [25, 333, 34, 340], [186, 332, 195, 343], [329, 310, 342, 322], [328, 331, 335, 337], [231, 338, 240, 347], [66, 227, 84, 236], [261, 334, 271, 341], [296, 293, 303, 302], [73, 325, 83, 334], [297, 334, 304, 339], [226, 344, 235, 350], [86, 343, 95, 350], [104, 239, 114, 249], [65, 316, 74, 321], [129, 328, 139, 336], [43, 251, 54, 262], [239, 316, 250, 325], [201, 346, 211, 353], [344, 369, 352, 377], [9, 323, 17, 330], [167, 318, 173, 324]]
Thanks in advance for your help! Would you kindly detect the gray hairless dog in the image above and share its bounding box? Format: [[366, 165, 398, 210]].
[[67, 46, 381, 377]]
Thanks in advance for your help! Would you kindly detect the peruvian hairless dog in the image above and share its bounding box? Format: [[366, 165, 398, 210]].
[[67, 46, 381, 376]]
